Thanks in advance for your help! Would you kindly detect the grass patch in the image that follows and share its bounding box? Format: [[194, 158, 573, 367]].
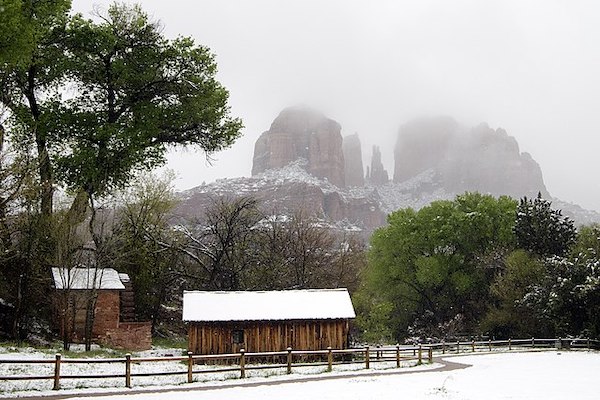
[[152, 336, 187, 349]]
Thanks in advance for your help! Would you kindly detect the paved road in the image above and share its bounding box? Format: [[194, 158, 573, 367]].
[[14, 357, 471, 400]]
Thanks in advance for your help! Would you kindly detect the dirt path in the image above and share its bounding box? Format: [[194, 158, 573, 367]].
[[13, 357, 471, 400]]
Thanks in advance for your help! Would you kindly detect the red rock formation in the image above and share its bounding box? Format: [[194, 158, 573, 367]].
[[252, 106, 346, 187], [366, 146, 389, 185], [394, 117, 549, 199], [343, 133, 365, 187]]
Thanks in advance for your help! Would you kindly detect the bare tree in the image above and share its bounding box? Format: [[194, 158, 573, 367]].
[[179, 196, 263, 290]]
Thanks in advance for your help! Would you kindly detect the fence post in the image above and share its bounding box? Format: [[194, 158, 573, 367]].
[[187, 352, 193, 383], [125, 353, 131, 388], [418, 344, 422, 364], [428, 347, 433, 363], [240, 349, 246, 379], [587, 338, 591, 350], [327, 347, 333, 372], [457, 340, 460, 354], [365, 346, 370, 369], [509, 338, 512, 351], [53, 354, 61, 390], [531, 337, 535, 348], [471, 340, 475, 352], [396, 345, 400, 368], [442, 340, 446, 354], [488, 339, 492, 352], [287, 347, 292, 374]]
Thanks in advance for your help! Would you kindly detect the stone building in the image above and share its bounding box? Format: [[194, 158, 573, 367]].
[[51, 267, 151, 351]]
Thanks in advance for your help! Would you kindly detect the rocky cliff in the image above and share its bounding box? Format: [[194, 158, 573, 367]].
[[394, 117, 549, 199], [175, 110, 599, 236], [366, 146, 389, 186], [252, 106, 346, 187], [342, 133, 365, 187]]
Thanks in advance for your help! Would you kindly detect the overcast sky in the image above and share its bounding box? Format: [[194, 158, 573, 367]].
[[72, 0, 600, 212]]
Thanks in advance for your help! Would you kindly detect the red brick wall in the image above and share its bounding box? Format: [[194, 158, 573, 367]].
[[92, 291, 120, 337], [102, 322, 152, 351]]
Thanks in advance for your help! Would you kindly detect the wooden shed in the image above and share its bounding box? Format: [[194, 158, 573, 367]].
[[183, 289, 356, 355]]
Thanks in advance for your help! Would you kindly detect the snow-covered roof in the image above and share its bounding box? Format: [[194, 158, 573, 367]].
[[182, 289, 356, 322], [51, 267, 126, 290]]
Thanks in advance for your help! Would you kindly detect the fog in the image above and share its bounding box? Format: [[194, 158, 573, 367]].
[[71, 0, 600, 211]]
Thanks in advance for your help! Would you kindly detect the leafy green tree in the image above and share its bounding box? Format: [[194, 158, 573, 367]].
[[0, 1, 242, 340], [481, 249, 546, 338], [571, 224, 600, 260], [1, 0, 72, 217], [359, 192, 517, 341], [112, 172, 181, 334], [519, 226, 600, 338], [514, 194, 576, 257], [520, 256, 589, 337], [55, 4, 242, 201]]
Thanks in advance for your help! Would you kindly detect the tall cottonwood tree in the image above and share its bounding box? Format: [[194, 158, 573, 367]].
[[0, 1, 242, 339], [359, 193, 518, 340]]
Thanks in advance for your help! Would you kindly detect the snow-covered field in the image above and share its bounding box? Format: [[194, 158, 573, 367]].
[[2, 350, 599, 399], [95, 351, 599, 400]]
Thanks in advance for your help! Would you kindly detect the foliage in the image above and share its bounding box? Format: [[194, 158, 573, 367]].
[[482, 224, 600, 339], [54, 4, 242, 198], [352, 290, 394, 344], [514, 194, 576, 257], [358, 193, 518, 341], [111, 172, 181, 333], [0, 1, 242, 342], [480, 249, 546, 338]]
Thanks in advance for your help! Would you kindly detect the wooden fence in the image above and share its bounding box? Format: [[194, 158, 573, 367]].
[[0, 337, 597, 391]]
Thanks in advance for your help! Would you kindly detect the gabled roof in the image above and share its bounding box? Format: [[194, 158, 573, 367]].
[[182, 288, 356, 322], [51, 267, 126, 290]]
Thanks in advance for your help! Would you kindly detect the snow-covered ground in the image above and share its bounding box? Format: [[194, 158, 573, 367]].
[[2, 350, 599, 399], [93, 351, 600, 400]]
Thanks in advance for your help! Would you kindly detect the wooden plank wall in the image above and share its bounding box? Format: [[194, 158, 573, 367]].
[[188, 319, 350, 355]]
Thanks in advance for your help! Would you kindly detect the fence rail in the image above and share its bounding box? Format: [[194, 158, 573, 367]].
[[0, 337, 597, 391]]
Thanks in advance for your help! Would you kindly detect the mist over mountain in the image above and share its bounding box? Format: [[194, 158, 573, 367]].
[[176, 107, 600, 234]]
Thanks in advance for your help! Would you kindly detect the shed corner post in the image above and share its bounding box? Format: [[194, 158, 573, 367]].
[[53, 353, 61, 390], [286, 347, 293, 374], [187, 351, 194, 383], [240, 349, 246, 379]]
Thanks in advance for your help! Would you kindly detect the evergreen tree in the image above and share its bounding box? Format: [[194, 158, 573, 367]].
[[514, 193, 576, 257]]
